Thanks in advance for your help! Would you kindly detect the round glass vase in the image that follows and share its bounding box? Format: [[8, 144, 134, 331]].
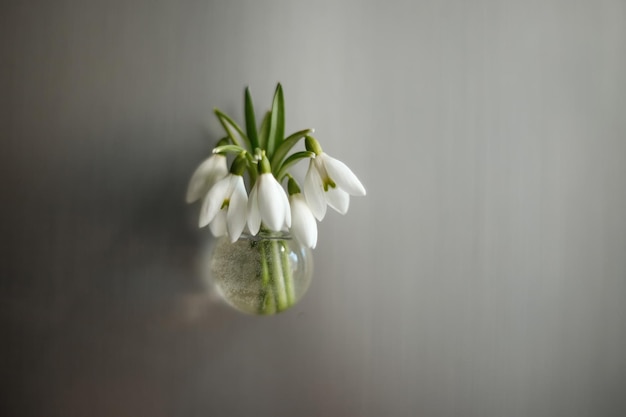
[[208, 232, 313, 315]]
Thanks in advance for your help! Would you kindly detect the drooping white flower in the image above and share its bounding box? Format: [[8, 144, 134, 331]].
[[247, 173, 291, 234], [199, 173, 248, 242], [186, 154, 228, 203], [289, 193, 317, 249], [304, 152, 366, 220]]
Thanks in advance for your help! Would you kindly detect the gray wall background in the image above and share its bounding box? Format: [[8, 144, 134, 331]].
[[2, 0, 625, 416]]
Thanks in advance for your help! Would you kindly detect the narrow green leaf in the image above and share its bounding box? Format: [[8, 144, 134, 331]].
[[214, 109, 252, 151], [266, 83, 285, 159], [212, 144, 248, 155], [244, 87, 259, 150], [275, 151, 315, 179], [258, 111, 271, 150], [270, 128, 314, 169]]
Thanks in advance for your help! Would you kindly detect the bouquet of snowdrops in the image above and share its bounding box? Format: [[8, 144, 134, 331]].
[[187, 84, 365, 314]]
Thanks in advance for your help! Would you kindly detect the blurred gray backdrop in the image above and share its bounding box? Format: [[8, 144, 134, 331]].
[[2, 0, 625, 416]]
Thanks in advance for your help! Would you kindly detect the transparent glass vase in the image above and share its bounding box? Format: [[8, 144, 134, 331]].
[[208, 232, 313, 315]]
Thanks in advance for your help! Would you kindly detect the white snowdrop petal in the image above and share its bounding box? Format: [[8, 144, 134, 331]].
[[304, 161, 327, 221], [290, 195, 317, 249], [258, 174, 285, 231], [247, 184, 261, 235], [279, 184, 292, 228], [186, 154, 228, 203], [326, 187, 350, 215], [186, 157, 214, 203], [322, 154, 366, 196], [201, 175, 231, 227], [209, 210, 228, 237], [227, 176, 248, 242]]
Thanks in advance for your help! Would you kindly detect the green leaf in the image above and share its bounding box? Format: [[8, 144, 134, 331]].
[[266, 83, 285, 159], [275, 151, 315, 180], [214, 109, 252, 151], [270, 128, 313, 169], [244, 87, 259, 150], [258, 111, 271, 150], [212, 144, 248, 155]]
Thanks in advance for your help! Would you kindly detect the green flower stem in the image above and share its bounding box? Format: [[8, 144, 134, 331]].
[[258, 242, 276, 314], [280, 240, 296, 304], [270, 239, 288, 310], [256, 236, 296, 314]]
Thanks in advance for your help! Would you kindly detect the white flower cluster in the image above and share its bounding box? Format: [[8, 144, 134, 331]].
[[186, 149, 365, 249], [186, 84, 365, 249]]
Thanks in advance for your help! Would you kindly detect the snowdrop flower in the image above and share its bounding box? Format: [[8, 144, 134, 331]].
[[303, 137, 366, 221], [289, 193, 317, 249], [199, 156, 248, 242], [186, 153, 228, 203], [248, 155, 291, 234]]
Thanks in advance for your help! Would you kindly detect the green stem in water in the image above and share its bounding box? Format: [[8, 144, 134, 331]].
[[280, 240, 296, 305], [256, 234, 297, 314], [270, 238, 288, 311], [258, 240, 276, 314]]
